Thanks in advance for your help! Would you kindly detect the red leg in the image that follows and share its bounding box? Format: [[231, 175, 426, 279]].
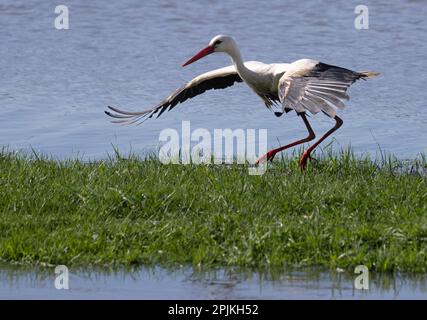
[[299, 115, 343, 169], [256, 113, 315, 164]]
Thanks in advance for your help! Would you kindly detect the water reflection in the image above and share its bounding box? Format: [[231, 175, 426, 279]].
[[1, 263, 427, 299]]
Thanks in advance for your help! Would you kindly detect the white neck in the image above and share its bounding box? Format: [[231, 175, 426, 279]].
[[226, 43, 254, 80]]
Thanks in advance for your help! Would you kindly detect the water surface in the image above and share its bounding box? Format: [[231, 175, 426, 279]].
[[0, 0, 426, 159], [1, 264, 427, 299]]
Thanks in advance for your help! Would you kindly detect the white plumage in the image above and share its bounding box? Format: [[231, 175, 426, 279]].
[[278, 58, 377, 117], [106, 35, 378, 168]]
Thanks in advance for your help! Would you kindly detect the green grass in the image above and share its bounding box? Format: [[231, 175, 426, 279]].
[[0, 148, 426, 272]]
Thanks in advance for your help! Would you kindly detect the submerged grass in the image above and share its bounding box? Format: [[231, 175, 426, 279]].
[[0, 148, 426, 272]]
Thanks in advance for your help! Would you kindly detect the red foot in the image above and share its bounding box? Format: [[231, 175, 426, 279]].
[[299, 150, 313, 170], [255, 150, 276, 165]]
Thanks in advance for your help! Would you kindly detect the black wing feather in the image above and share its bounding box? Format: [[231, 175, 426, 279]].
[[106, 73, 243, 124]]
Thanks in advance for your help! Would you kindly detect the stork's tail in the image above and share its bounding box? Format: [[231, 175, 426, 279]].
[[358, 70, 380, 79]]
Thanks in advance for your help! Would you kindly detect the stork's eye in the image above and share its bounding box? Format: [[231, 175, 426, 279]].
[[214, 40, 222, 46]]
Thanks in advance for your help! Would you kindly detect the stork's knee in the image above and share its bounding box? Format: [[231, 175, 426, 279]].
[[334, 116, 343, 128]]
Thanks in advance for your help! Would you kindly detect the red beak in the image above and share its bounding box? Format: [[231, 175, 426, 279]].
[[182, 45, 214, 67]]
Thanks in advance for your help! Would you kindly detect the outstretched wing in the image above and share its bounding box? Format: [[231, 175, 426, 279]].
[[278, 59, 378, 118], [105, 65, 242, 124]]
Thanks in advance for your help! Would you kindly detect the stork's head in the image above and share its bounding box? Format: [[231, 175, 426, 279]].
[[182, 35, 236, 67]]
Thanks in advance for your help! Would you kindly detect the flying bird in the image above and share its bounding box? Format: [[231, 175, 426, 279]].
[[105, 35, 378, 168]]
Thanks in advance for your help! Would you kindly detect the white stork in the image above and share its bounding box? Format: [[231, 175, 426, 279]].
[[105, 35, 378, 169]]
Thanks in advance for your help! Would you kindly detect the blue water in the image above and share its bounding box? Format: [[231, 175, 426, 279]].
[[1, 264, 427, 300], [0, 0, 426, 159]]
